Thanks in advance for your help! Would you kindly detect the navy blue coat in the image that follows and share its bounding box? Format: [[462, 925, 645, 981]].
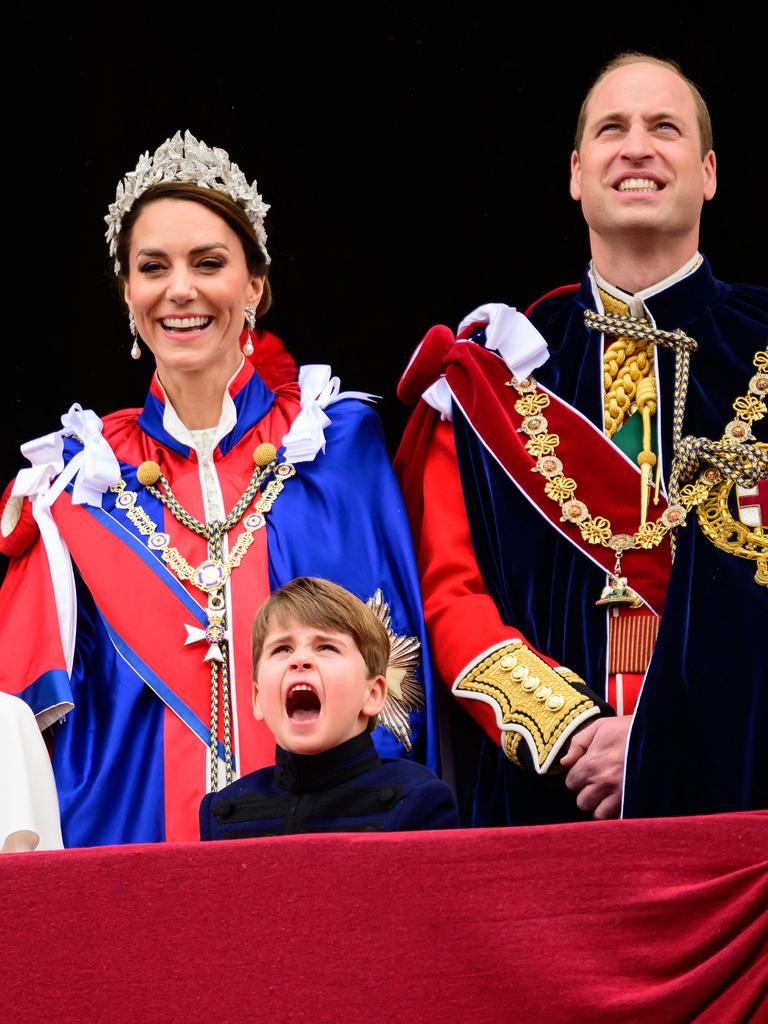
[[200, 731, 458, 840]]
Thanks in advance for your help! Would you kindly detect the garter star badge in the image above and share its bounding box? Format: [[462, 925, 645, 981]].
[[697, 442, 768, 587], [366, 589, 424, 751]]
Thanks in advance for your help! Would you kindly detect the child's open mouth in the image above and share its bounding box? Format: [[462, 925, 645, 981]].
[[286, 683, 321, 723]]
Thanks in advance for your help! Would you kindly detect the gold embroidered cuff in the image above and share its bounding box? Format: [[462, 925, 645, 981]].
[[454, 640, 599, 774], [503, 730, 524, 768]]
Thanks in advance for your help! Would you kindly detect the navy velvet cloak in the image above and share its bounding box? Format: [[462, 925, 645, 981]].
[[454, 258, 766, 821]]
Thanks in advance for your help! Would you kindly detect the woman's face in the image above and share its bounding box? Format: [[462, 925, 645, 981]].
[[123, 198, 263, 381]]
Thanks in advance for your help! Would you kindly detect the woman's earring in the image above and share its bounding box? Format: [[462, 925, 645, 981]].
[[243, 306, 256, 357], [129, 311, 141, 360]]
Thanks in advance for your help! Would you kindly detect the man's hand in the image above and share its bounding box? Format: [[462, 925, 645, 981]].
[[559, 715, 632, 820]]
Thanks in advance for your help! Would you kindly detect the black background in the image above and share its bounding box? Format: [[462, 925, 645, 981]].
[[5, 6, 766, 520]]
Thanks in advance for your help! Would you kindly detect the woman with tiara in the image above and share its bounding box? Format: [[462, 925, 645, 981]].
[[0, 132, 437, 847]]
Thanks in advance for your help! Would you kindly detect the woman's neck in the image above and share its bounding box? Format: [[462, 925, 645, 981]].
[[156, 354, 242, 430]]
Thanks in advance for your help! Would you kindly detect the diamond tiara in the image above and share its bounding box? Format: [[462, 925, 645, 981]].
[[104, 130, 271, 274]]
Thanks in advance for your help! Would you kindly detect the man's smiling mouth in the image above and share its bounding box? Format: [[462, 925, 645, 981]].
[[286, 683, 322, 722], [617, 178, 660, 192]]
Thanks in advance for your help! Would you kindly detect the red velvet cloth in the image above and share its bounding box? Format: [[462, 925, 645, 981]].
[[245, 327, 298, 389], [4, 813, 767, 1023]]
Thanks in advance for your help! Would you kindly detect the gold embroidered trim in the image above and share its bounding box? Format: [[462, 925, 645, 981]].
[[503, 730, 523, 767], [455, 641, 595, 770], [553, 666, 585, 685]]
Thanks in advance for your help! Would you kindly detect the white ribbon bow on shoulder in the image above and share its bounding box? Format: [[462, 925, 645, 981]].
[[421, 304, 550, 421], [457, 303, 550, 380], [11, 404, 121, 676], [282, 365, 379, 464]]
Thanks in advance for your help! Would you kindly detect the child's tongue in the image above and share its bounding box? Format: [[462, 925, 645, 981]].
[[291, 708, 320, 723]]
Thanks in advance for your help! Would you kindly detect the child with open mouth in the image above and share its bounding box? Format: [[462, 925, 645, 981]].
[[200, 577, 457, 839]]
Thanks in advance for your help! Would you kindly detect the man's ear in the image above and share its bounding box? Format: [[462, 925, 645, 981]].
[[252, 680, 264, 721], [362, 674, 387, 719], [702, 149, 717, 202], [569, 150, 582, 201]]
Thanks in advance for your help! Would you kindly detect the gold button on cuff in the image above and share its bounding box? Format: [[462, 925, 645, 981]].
[[511, 665, 529, 681], [546, 695, 565, 711], [522, 676, 539, 692], [499, 655, 517, 671], [534, 685, 552, 702]]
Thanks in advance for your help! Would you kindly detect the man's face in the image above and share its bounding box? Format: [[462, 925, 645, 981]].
[[253, 617, 386, 755], [570, 62, 716, 250]]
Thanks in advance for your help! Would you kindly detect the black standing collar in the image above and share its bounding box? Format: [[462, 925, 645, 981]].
[[273, 730, 381, 794]]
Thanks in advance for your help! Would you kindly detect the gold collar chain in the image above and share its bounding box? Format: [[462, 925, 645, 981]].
[[507, 345, 767, 604], [111, 446, 296, 598], [109, 442, 297, 791]]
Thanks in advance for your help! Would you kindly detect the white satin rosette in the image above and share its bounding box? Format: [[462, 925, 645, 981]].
[[456, 303, 550, 379], [282, 365, 379, 463], [11, 404, 120, 675], [421, 304, 550, 420]]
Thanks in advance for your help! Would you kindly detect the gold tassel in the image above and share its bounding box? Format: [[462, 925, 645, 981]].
[[636, 375, 657, 526]]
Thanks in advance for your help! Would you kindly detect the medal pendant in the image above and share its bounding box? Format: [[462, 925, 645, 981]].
[[184, 593, 232, 662], [596, 545, 644, 608], [595, 574, 644, 608], [193, 559, 228, 593]]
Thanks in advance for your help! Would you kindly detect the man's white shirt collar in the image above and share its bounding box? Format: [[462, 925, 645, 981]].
[[591, 253, 702, 317]]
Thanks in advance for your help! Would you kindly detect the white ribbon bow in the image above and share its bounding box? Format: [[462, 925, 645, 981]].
[[456, 303, 550, 380], [11, 405, 121, 675], [421, 379, 454, 421], [282, 365, 379, 463]]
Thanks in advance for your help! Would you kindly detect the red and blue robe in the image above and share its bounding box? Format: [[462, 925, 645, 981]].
[[1, 361, 438, 846]]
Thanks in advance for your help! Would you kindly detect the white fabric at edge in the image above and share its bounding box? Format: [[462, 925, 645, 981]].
[[1, 693, 64, 852]]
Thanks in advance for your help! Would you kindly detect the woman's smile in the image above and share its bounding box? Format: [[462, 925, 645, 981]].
[[123, 197, 262, 383]]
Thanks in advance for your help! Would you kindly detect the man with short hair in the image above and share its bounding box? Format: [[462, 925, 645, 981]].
[[396, 53, 767, 825]]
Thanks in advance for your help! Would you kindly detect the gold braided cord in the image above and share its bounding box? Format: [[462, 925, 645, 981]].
[[584, 307, 697, 559], [603, 335, 654, 436], [672, 349, 767, 492], [584, 309, 698, 353], [599, 290, 655, 438], [514, 325, 766, 578]]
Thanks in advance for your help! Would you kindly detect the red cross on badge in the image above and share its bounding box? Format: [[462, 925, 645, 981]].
[[737, 478, 768, 528]]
